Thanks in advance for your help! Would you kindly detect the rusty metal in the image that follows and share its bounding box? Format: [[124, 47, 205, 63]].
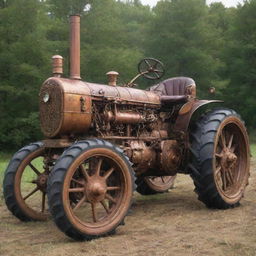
[[144, 176, 176, 192], [105, 111, 145, 124], [174, 99, 223, 133], [40, 78, 92, 138], [52, 55, 63, 77], [128, 141, 156, 175], [160, 140, 181, 175], [14, 147, 49, 221], [70, 15, 81, 80], [43, 139, 73, 148], [106, 71, 119, 86], [5, 11, 251, 241], [62, 147, 133, 235], [213, 116, 250, 203]]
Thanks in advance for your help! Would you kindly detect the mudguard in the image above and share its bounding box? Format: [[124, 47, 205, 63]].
[[173, 99, 223, 133]]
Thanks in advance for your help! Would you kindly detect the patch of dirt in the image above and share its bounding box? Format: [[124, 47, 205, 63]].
[[1, 160, 256, 256]]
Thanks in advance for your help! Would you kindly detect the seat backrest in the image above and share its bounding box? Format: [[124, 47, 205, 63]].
[[149, 77, 196, 96]]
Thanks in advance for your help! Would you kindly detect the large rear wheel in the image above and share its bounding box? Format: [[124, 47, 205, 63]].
[[47, 139, 135, 241], [189, 109, 250, 209]]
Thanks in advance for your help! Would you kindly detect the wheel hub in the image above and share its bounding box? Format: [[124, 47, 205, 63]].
[[34, 173, 48, 192], [85, 177, 107, 203], [221, 148, 237, 170]]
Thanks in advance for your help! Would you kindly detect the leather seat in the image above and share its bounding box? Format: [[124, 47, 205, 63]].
[[149, 77, 196, 104]]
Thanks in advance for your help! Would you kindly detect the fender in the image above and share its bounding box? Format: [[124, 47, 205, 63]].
[[173, 99, 223, 134]]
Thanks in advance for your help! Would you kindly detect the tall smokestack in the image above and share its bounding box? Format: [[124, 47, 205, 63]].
[[70, 15, 81, 80]]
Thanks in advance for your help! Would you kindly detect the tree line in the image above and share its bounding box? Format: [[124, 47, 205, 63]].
[[0, 0, 255, 149]]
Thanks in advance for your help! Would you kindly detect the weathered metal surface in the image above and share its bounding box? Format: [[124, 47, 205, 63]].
[[39, 78, 92, 138], [213, 116, 250, 203], [39, 77, 161, 138], [4, 10, 252, 242], [173, 99, 223, 133], [43, 139, 73, 148], [70, 15, 81, 80], [106, 71, 119, 86], [160, 140, 181, 175], [61, 145, 133, 236], [14, 146, 49, 221], [52, 55, 63, 77], [144, 176, 176, 192]]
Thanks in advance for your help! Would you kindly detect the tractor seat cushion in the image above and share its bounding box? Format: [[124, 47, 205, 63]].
[[160, 95, 188, 104], [149, 77, 195, 96]]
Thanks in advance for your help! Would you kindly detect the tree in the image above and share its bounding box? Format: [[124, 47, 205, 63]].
[[222, 0, 256, 127], [0, 0, 49, 149], [146, 0, 224, 96]]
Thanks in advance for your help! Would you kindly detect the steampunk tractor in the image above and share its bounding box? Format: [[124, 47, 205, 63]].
[[3, 15, 250, 241]]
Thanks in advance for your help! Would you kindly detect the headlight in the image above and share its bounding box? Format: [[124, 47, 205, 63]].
[[43, 93, 50, 103]]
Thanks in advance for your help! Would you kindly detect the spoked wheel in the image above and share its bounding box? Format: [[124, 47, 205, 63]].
[[189, 109, 250, 209], [3, 142, 50, 221], [136, 176, 176, 195], [47, 139, 134, 241]]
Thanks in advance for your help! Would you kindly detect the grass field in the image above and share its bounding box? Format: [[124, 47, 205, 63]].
[[0, 144, 256, 256]]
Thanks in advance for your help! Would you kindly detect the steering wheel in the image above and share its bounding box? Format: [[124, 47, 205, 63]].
[[138, 58, 165, 80]]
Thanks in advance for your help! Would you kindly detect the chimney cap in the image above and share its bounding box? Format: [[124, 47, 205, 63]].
[[52, 55, 63, 59], [106, 71, 119, 76]]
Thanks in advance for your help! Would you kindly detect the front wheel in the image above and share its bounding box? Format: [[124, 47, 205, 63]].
[[47, 139, 135, 241], [189, 108, 250, 209], [3, 142, 49, 221]]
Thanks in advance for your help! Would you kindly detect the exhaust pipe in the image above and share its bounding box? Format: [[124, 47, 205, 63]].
[[70, 15, 81, 80]]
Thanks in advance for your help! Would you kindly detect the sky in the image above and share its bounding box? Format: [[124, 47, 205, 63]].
[[140, 0, 244, 7]]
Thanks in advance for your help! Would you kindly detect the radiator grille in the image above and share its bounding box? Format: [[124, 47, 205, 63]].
[[39, 81, 63, 138]]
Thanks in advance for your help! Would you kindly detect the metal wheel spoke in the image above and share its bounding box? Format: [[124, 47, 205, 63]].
[[225, 171, 232, 186], [80, 164, 90, 180], [29, 163, 41, 176], [154, 69, 164, 73], [215, 153, 222, 158], [104, 167, 115, 180], [105, 194, 117, 204], [221, 171, 227, 191], [69, 187, 84, 193], [71, 178, 84, 186], [154, 71, 160, 78], [227, 168, 234, 185], [91, 203, 97, 222], [23, 187, 40, 201], [228, 134, 234, 149], [230, 144, 237, 153], [215, 166, 221, 175], [100, 200, 110, 214], [73, 196, 86, 212], [42, 192, 46, 213], [95, 158, 103, 176], [220, 131, 227, 148], [107, 186, 121, 191], [145, 59, 151, 68]]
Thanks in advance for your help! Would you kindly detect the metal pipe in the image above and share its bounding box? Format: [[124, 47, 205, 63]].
[[70, 15, 81, 80], [52, 55, 63, 77]]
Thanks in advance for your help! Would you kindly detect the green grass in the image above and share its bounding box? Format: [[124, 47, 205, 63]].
[[0, 153, 11, 187], [250, 144, 256, 157]]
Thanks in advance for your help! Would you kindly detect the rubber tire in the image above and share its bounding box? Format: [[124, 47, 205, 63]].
[[47, 139, 135, 241], [188, 108, 249, 209], [3, 142, 44, 221], [135, 176, 175, 195]]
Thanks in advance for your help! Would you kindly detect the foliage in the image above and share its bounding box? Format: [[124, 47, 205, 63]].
[[0, 0, 255, 149]]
